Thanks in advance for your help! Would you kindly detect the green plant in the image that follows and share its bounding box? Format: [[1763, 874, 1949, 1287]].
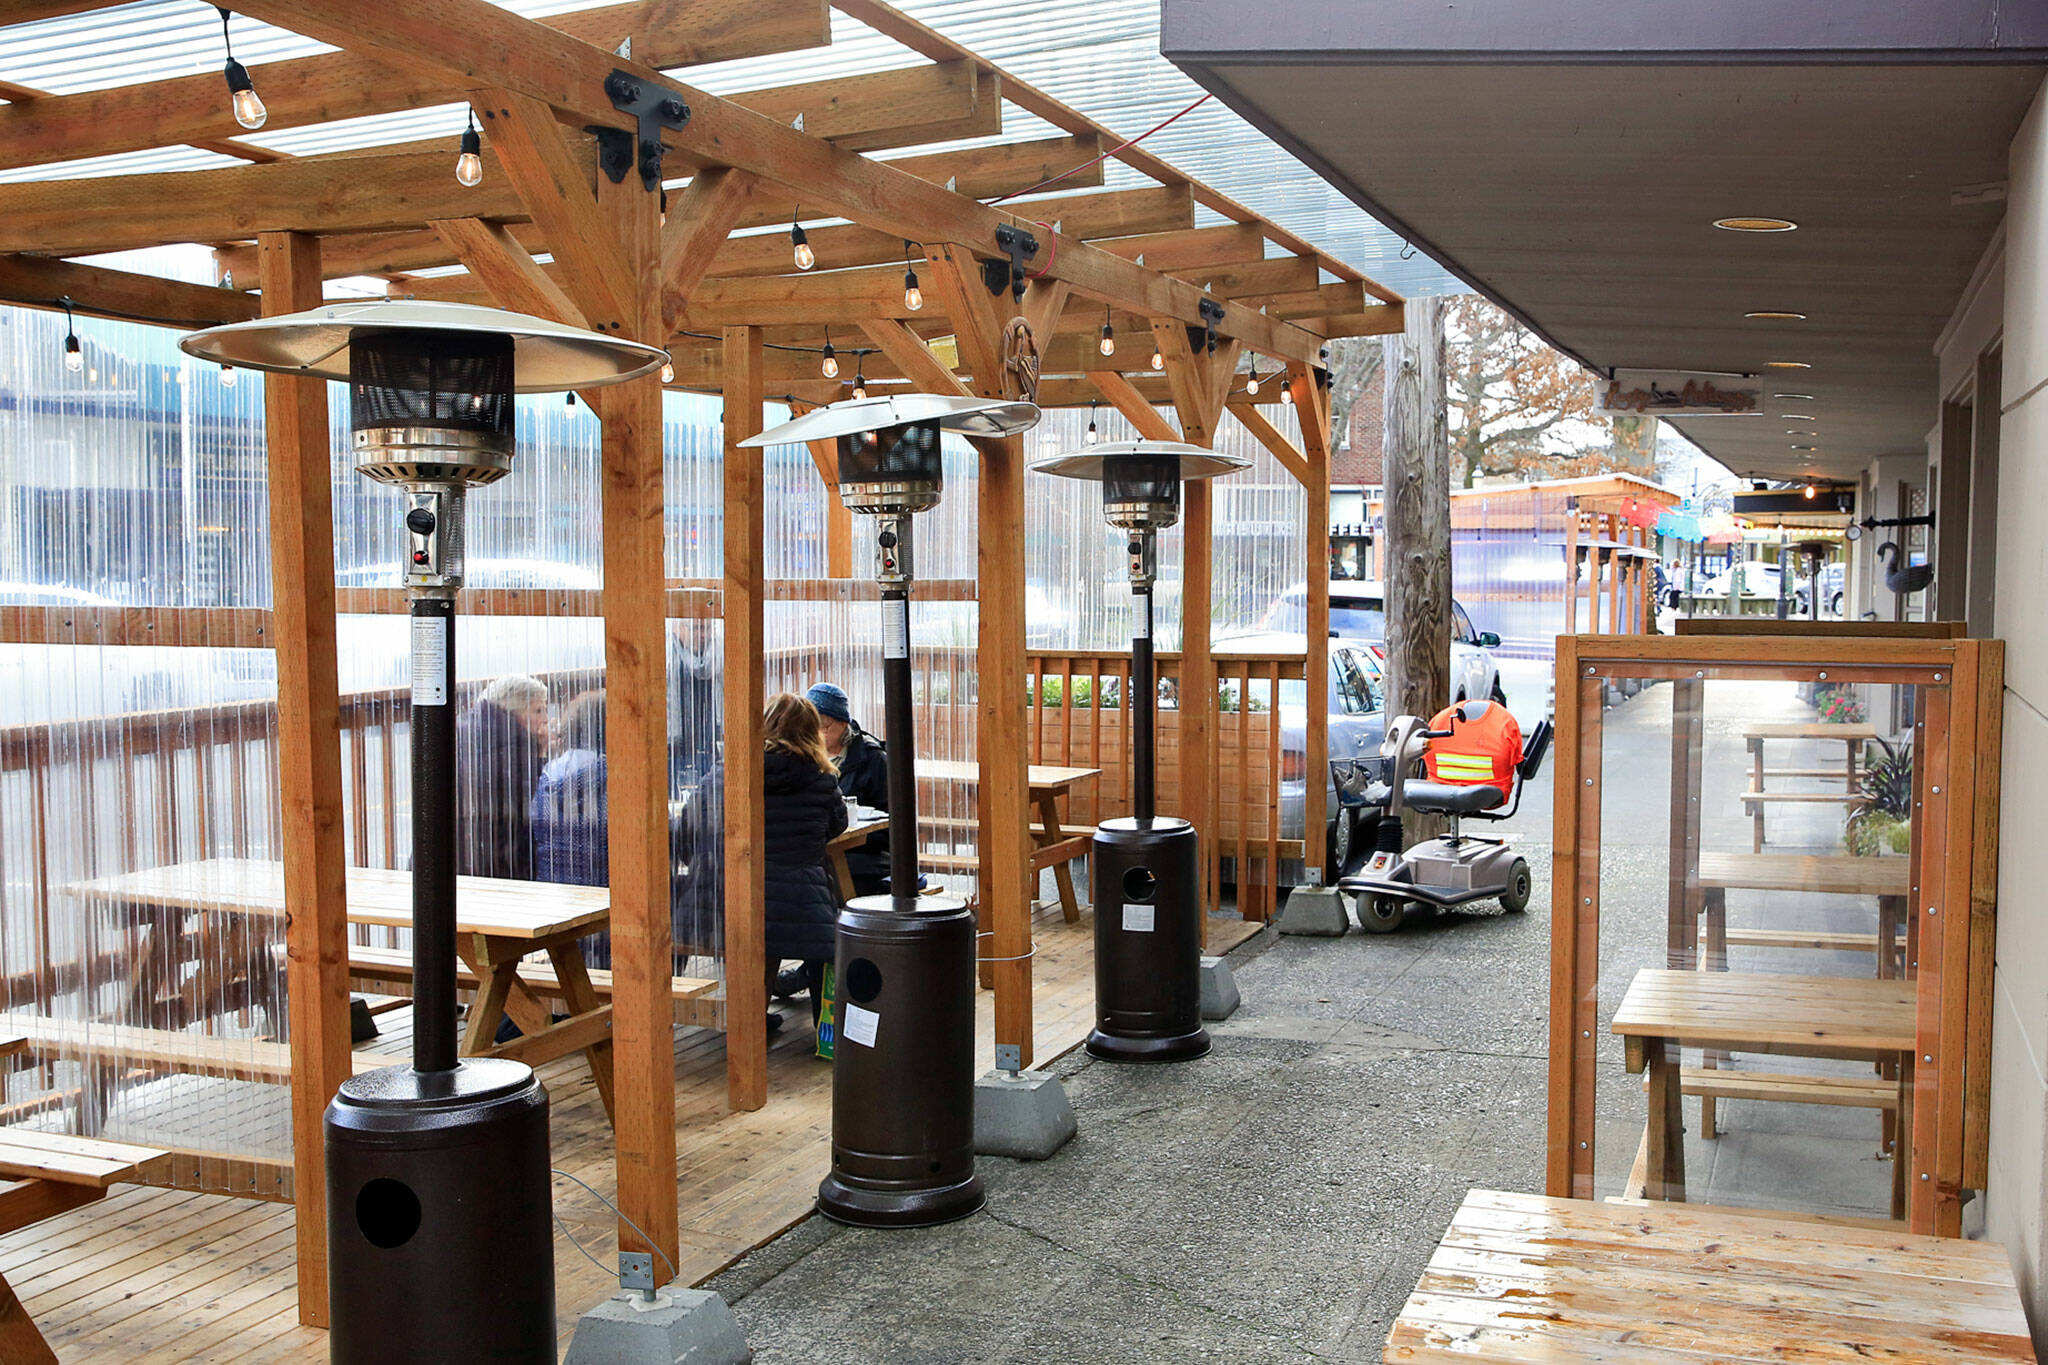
[[1844, 735, 1913, 856], [1814, 684, 1867, 725]]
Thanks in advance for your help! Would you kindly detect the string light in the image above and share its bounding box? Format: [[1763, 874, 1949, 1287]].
[[791, 212, 815, 271], [455, 110, 483, 187], [1279, 377, 1294, 405], [1802, 483, 1817, 500], [1245, 357, 1260, 395], [820, 328, 838, 379], [217, 7, 265, 130], [1099, 306, 1115, 357], [1149, 346, 1163, 371], [220, 362, 236, 389], [565, 390, 576, 408], [59, 297, 81, 373], [852, 364, 867, 401], [659, 351, 675, 385], [1085, 399, 1099, 445], [903, 242, 922, 311]]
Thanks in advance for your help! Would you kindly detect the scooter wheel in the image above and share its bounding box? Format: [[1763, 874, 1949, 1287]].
[[1500, 859, 1532, 914], [1357, 895, 1406, 935]]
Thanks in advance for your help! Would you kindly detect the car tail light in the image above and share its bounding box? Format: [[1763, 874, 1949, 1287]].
[[1281, 750, 1305, 782]]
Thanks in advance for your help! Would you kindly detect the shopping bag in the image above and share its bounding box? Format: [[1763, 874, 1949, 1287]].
[[815, 961, 837, 1059]]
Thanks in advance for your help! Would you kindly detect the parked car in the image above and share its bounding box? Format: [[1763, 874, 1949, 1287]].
[[1214, 631, 1389, 884], [1699, 562, 1810, 613], [1258, 580, 1505, 707]]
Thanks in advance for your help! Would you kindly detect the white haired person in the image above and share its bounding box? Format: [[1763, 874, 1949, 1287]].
[[456, 673, 550, 881]]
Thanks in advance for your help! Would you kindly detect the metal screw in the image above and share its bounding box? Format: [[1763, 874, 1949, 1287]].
[[1924, 1055, 1933, 1063], [1584, 778, 1593, 786], [1696, 670, 1705, 678], [1927, 906, 1937, 916], [1935, 673, 1943, 682], [1922, 1173, 1931, 1181], [1586, 666, 1595, 675], [1818, 671, 1828, 680], [1932, 785, 1941, 795], [1582, 1030, 1591, 1038], [1579, 1142, 1588, 1150]]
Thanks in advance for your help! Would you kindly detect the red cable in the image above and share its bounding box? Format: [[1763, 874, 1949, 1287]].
[[986, 92, 1212, 207]]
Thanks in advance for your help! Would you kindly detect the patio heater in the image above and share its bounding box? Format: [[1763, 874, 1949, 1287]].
[[743, 393, 1039, 1227], [1030, 441, 1248, 1063], [180, 300, 662, 1361]]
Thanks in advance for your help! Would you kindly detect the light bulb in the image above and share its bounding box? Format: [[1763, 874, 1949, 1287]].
[[1150, 348, 1163, 371], [852, 376, 867, 400], [1279, 381, 1294, 404], [565, 390, 576, 408], [1246, 372, 1260, 396], [455, 122, 483, 187], [792, 223, 814, 271], [63, 334, 81, 373], [820, 344, 838, 379], [87, 366, 97, 382], [220, 363, 236, 389], [660, 358, 675, 384], [1085, 421, 1098, 445], [224, 58, 266, 130], [1099, 324, 1115, 357], [904, 267, 923, 311], [1803, 483, 1816, 500]]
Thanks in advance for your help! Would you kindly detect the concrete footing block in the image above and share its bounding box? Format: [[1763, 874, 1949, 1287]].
[[973, 1069, 1077, 1159], [563, 1288, 752, 1365], [1276, 885, 1349, 936], [1198, 956, 1241, 1020]]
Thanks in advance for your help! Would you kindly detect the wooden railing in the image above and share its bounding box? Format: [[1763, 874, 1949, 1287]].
[[1025, 648, 1306, 921]]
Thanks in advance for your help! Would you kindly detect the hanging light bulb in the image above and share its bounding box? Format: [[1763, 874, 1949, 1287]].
[[1246, 358, 1260, 396], [455, 111, 484, 187], [220, 362, 237, 389], [218, 7, 266, 130], [1279, 378, 1294, 405], [852, 365, 867, 401], [820, 330, 839, 379], [660, 351, 675, 385], [791, 215, 815, 271], [903, 254, 923, 312], [1099, 306, 1115, 358], [565, 390, 577, 408], [59, 297, 81, 373], [1802, 482, 1817, 500], [1085, 399, 1099, 445], [659, 189, 669, 228], [1150, 346, 1164, 371]]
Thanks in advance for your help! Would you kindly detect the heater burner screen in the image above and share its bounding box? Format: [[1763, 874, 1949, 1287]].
[[350, 329, 515, 440], [1102, 456, 1181, 511], [837, 423, 944, 487]]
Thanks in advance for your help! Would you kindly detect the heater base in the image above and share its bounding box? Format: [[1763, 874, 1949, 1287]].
[[820, 893, 983, 1229], [326, 1059, 554, 1364], [1087, 817, 1211, 1065]]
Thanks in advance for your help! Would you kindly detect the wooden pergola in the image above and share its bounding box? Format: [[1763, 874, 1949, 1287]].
[[0, 0, 1401, 1326]]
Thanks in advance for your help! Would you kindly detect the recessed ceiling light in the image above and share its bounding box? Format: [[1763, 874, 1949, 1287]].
[[1746, 310, 1808, 320], [1766, 361, 1812, 369], [1780, 413, 1815, 420], [1714, 217, 1798, 232], [1790, 444, 1817, 451], [1774, 392, 1815, 401], [1785, 429, 1817, 436]]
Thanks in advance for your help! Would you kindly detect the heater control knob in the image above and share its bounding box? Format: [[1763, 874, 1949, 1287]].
[[878, 530, 898, 549], [405, 507, 437, 536]]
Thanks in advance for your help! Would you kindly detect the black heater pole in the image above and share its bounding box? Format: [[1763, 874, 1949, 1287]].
[[1130, 570, 1155, 824], [409, 589, 459, 1073], [882, 581, 919, 909]]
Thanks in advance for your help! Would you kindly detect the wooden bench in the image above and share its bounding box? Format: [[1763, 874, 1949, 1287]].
[[1, 1013, 384, 1087], [0, 1123, 169, 1364], [1387, 1189, 2034, 1364], [1740, 722, 1876, 850], [1679, 1067, 1899, 1111], [345, 945, 720, 1029]]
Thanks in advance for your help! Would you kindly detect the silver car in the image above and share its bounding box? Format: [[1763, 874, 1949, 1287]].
[[1260, 581, 1506, 707]]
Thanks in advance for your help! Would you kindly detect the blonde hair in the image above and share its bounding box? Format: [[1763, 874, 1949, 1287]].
[[763, 693, 835, 773]]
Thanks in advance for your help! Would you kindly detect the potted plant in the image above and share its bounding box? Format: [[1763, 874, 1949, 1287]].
[[1845, 735, 1913, 856]]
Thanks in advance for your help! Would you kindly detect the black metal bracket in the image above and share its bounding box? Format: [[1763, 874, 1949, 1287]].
[[1859, 513, 1935, 530], [593, 68, 691, 192], [1179, 298, 1227, 356], [983, 223, 1039, 302]]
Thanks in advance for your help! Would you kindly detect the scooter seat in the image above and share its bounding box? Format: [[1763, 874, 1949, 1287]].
[[1402, 781, 1506, 815]]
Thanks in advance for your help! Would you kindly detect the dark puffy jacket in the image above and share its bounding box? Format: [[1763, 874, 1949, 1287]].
[[531, 749, 608, 889], [456, 699, 542, 880], [672, 752, 849, 964], [834, 725, 890, 894]]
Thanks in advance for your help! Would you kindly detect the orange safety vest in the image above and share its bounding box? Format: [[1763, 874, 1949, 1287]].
[[1424, 700, 1523, 791]]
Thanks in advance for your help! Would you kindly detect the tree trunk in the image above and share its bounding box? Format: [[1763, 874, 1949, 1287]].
[[1383, 296, 1451, 843]]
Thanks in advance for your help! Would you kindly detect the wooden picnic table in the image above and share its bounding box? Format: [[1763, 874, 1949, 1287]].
[[1611, 969, 1916, 1210], [1740, 721, 1878, 851], [1384, 1188, 2036, 1363], [67, 858, 618, 1122], [1693, 851, 1911, 974], [827, 812, 890, 902], [915, 760, 1101, 922]]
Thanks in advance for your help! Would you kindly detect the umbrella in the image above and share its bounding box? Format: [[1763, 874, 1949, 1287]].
[[1654, 511, 1702, 541]]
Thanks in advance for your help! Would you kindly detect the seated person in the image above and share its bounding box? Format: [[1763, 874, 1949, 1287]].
[[806, 682, 890, 898], [532, 689, 610, 963], [456, 674, 549, 880]]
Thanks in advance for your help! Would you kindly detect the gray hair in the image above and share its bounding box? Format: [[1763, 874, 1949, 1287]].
[[480, 674, 546, 711]]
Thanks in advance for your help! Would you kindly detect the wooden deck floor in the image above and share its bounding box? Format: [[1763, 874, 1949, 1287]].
[[3, 904, 1259, 1362]]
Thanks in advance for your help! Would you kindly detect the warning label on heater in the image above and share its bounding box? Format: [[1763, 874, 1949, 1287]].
[[1122, 903, 1156, 933], [1134, 595, 1152, 640], [410, 616, 448, 707], [842, 1003, 880, 1047], [883, 598, 909, 660]]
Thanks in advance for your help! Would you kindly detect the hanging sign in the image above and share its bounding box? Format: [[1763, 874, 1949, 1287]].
[[1596, 371, 1762, 417]]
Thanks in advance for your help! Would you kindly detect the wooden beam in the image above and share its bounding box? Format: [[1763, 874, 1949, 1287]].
[[734, 61, 998, 154], [479, 91, 632, 329], [0, 254, 259, 327], [221, 0, 1334, 362], [721, 325, 770, 1110], [925, 245, 1008, 400], [429, 218, 584, 326], [658, 167, 758, 336], [1379, 300, 1449, 851], [1226, 398, 1310, 487], [593, 171, 682, 1281], [0, 0, 831, 173], [1150, 318, 1217, 446], [259, 232, 351, 1328], [1085, 370, 1180, 443], [1094, 224, 1266, 271], [858, 319, 973, 397], [1306, 308, 1408, 339], [1173, 256, 1318, 300], [974, 426, 1034, 1066]]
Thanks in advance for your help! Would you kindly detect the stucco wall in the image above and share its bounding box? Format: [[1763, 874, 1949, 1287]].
[[1987, 70, 2048, 1353]]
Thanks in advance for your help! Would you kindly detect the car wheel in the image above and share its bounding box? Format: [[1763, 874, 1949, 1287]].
[[1830, 592, 1843, 615], [1489, 678, 1507, 707], [1357, 895, 1406, 934], [1500, 858, 1532, 914], [1327, 809, 1356, 882]]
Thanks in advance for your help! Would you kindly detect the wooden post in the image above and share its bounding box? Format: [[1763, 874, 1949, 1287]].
[[722, 326, 769, 1107], [1291, 363, 1334, 881], [258, 230, 351, 1327], [975, 430, 1034, 1067], [1563, 505, 1580, 634], [596, 173, 682, 1279], [1381, 296, 1449, 839]]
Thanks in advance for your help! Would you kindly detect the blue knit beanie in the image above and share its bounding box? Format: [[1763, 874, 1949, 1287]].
[[806, 682, 852, 724]]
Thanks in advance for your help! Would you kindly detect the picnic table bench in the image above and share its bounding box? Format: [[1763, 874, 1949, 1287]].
[[1611, 969, 1916, 1215], [1739, 721, 1878, 850], [1693, 851, 1910, 974], [1384, 1188, 2036, 1363], [914, 760, 1100, 923]]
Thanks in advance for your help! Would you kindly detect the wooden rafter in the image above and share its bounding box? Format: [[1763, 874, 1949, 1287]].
[[657, 167, 757, 336], [480, 92, 635, 328], [0, 254, 260, 327], [429, 218, 585, 327]]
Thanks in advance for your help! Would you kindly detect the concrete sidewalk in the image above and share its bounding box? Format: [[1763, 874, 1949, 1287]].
[[707, 880, 1552, 1364]]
